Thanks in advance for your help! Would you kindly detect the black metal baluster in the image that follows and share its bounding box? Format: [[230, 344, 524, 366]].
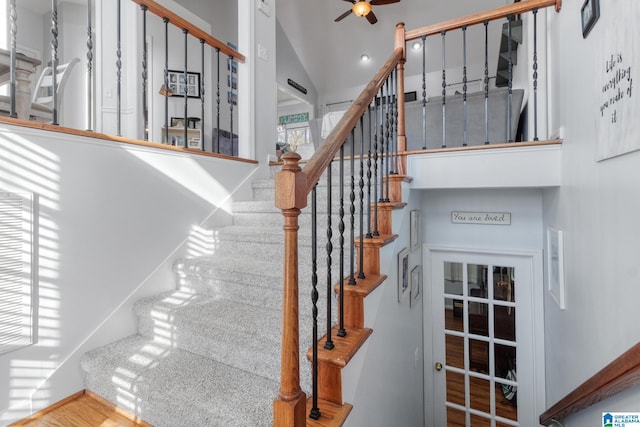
[[116, 0, 121, 135], [484, 20, 490, 144], [421, 35, 427, 149], [228, 55, 234, 156], [87, 0, 93, 131], [163, 17, 169, 144], [507, 14, 514, 142], [372, 94, 380, 237], [440, 30, 446, 148], [309, 185, 321, 420], [183, 29, 189, 147], [8, 0, 16, 118], [366, 104, 373, 239], [384, 78, 390, 203], [378, 84, 386, 204], [337, 145, 346, 337], [533, 8, 540, 141], [216, 48, 220, 152], [141, 5, 148, 140], [392, 68, 399, 174], [462, 26, 468, 147], [348, 131, 357, 286], [358, 117, 365, 279], [51, 0, 59, 125], [325, 163, 335, 349], [200, 39, 205, 150]]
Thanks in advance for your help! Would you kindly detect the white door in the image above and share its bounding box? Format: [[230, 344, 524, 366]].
[[429, 249, 541, 426]]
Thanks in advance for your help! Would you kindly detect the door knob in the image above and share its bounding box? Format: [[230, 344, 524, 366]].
[[435, 362, 443, 371]]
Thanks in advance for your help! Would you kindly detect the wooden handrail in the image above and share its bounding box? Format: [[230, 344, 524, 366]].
[[404, 0, 562, 42], [539, 341, 640, 425], [302, 48, 403, 195], [130, 0, 245, 62]]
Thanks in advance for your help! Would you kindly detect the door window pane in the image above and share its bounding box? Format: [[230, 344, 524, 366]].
[[446, 371, 466, 406], [445, 262, 463, 296], [494, 305, 516, 341], [446, 334, 465, 369], [493, 266, 514, 302], [467, 263, 488, 298], [446, 406, 466, 427], [445, 298, 464, 332], [469, 375, 491, 413]]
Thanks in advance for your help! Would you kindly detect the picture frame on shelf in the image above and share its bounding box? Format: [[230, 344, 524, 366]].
[[167, 70, 201, 98], [410, 210, 421, 251], [170, 117, 184, 128], [410, 265, 422, 308], [187, 137, 202, 150], [398, 247, 410, 303]]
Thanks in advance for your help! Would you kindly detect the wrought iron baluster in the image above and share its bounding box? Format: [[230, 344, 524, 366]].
[[392, 68, 399, 174], [325, 163, 335, 349], [8, 0, 16, 118], [163, 17, 169, 144], [228, 55, 235, 156], [116, 0, 121, 134], [507, 14, 514, 142], [87, 0, 94, 130], [373, 94, 380, 237], [462, 26, 468, 147], [183, 29, 189, 147], [216, 48, 220, 152], [366, 104, 373, 239], [358, 117, 365, 279], [348, 131, 357, 286], [484, 20, 490, 144], [441, 30, 446, 148], [384, 78, 390, 203], [200, 39, 205, 150], [51, 0, 59, 125], [421, 35, 427, 149], [378, 84, 386, 203], [533, 8, 540, 141], [140, 4, 147, 140], [309, 185, 321, 420], [337, 145, 346, 337]]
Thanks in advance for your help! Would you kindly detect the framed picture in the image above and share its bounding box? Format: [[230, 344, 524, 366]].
[[410, 265, 422, 308], [410, 210, 421, 251], [170, 117, 184, 128], [547, 227, 565, 309], [187, 137, 202, 150], [398, 247, 410, 303], [580, 0, 600, 38], [167, 70, 201, 98]]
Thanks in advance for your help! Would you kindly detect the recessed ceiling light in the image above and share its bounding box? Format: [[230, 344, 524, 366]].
[[360, 53, 370, 62], [412, 41, 422, 50]]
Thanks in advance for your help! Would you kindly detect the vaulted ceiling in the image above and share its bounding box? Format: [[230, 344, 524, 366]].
[[276, 0, 508, 97]]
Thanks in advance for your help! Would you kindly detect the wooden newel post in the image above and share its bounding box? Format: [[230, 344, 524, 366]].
[[274, 152, 308, 427], [395, 22, 407, 175]]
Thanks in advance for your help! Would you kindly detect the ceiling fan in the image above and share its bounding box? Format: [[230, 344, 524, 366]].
[[334, 0, 400, 25]]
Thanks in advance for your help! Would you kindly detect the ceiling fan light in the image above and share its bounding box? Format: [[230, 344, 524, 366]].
[[352, 1, 372, 17]]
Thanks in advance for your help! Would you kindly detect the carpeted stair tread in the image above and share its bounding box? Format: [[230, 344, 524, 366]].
[[81, 335, 278, 427]]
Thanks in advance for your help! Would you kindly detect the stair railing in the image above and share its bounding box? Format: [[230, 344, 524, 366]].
[[274, 48, 403, 426], [395, 0, 563, 154]]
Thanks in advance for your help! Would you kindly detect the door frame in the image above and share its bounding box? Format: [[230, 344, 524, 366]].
[[423, 245, 546, 426]]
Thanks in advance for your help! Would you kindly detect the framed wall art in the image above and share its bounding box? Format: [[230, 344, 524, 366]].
[[167, 70, 201, 98], [398, 247, 410, 303]]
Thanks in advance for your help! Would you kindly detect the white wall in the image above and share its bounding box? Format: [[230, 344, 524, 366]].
[[542, 0, 640, 424], [275, 20, 318, 107], [0, 123, 258, 425]]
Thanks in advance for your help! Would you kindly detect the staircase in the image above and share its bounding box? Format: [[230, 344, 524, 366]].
[[79, 161, 406, 426]]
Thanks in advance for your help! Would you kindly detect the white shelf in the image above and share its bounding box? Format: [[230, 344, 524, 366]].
[[162, 126, 202, 149]]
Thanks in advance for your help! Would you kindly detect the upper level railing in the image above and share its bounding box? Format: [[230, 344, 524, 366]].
[[274, 1, 562, 426], [1, 0, 245, 157]]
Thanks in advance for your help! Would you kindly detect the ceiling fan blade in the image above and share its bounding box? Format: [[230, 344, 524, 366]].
[[370, 0, 400, 5], [342, 0, 356, 3], [334, 9, 353, 22], [366, 10, 378, 24]]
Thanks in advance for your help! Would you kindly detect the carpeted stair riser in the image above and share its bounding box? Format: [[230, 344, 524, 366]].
[[81, 336, 278, 427]]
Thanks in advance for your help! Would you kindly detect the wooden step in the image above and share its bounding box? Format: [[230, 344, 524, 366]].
[[306, 398, 353, 427], [354, 233, 398, 276], [383, 174, 413, 203], [307, 326, 373, 405], [334, 274, 387, 329], [374, 201, 406, 235]]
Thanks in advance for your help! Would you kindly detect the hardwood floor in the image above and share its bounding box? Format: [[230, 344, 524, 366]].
[[9, 390, 151, 427]]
